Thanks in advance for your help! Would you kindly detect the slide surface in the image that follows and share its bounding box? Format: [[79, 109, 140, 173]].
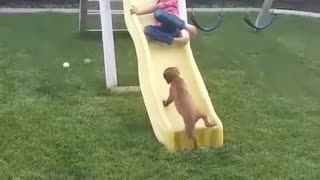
[[123, 0, 223, 152]]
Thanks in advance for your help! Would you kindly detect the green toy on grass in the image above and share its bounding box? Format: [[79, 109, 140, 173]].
[[84, 58, 93, 64]]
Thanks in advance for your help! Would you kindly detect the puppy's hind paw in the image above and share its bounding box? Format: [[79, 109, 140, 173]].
[[205, 122, 217, 128]]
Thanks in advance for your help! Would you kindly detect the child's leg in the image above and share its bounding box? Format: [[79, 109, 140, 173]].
[[154, 10, 197, 36], [144, 25, 174, 45], [144, 25, 188, 45]]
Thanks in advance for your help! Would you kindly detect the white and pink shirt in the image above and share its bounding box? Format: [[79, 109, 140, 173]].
[[155, 0, 180, 26]]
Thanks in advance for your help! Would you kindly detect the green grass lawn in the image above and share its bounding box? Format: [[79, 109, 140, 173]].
[[0, 13, 319, 179]]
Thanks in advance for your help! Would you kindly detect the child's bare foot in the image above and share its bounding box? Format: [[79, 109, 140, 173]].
[[173, 37, 189, 45], [185, 24, 197, 37]]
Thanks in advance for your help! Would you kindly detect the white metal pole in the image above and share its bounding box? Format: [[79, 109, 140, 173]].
[[99, 0, 118, 89], [178, 0, 189, 38], [178, 0, 188, 21], [255, 0, 274, 27]]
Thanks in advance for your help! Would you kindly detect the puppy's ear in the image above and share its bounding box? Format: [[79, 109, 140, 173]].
[[164, 67, 180, 84], [163, 68, 172, 84]]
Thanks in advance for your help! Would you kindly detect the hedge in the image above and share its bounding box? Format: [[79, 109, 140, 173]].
[[0, 0, 318, 4], [1, 0, 319, 13], [0, 0, 318, 5], [0, 0, 79, 5]]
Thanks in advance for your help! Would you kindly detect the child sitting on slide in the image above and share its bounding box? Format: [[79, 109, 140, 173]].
[[130, 0, 197, 45]]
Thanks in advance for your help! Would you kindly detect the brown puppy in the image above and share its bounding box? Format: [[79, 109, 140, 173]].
[[162, 67, 216, 149]]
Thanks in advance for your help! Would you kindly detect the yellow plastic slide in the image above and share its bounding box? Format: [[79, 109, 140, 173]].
[[123, 0, 223, 152]]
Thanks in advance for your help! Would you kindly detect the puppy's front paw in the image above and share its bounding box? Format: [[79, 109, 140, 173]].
[[162, 100, 167, 107]]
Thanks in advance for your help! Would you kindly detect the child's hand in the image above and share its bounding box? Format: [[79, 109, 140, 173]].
[[130, 6, 139, 15]]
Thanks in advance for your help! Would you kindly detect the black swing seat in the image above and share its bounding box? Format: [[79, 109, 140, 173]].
[[243, 13, 277, 31], [190, 14, 224, 32]]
